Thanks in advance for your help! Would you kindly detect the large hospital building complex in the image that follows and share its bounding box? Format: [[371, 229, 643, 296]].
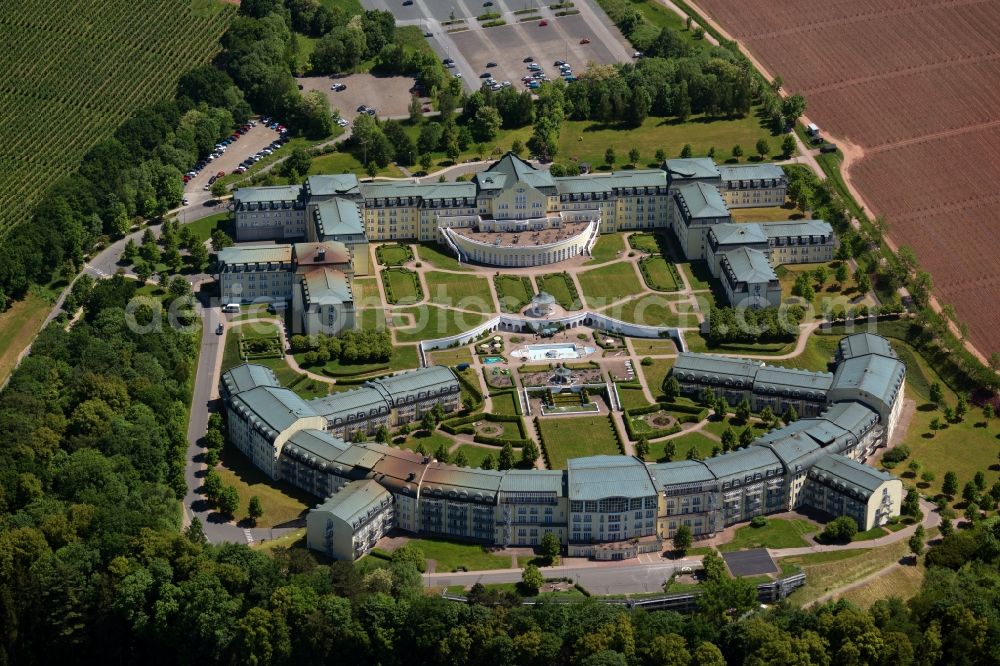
[[220, 333, 904, 562], [219, 154, 834, 333]]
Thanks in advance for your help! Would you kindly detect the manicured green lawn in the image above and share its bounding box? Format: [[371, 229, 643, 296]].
[[490, 391, 520, 416], [216, 443, 313, 527], [718, 518, 818, 552], [397, 429, 457, 453], [776, 261, 871, 317], [495, 275, 534, 313], [452, 444, 498, 469], [0, 292, 51, 386], [535, 273, 581, 310], [393, 306, 490, 343], [639, 256, 680, 291], [538, 415, 621, 468], [428, 347, 474, 366], [578, 262, 644, 308], [629, 337, 678, 355], [383, 268, 421, 305], [602, 295, 695, 328], [185, 212, 231, 243], [425, 271, 495, 313], [352, 277, 381, 308], [586, 232, 625, 264], [684, 333, 798, 356], [700, 415, 765, 439], [676, 260, 713, 291], [303, 344, 420, 377], [307, 149, 406, 178], [628, 232, 660, 253], [852, 526, 889, 542], [557, 111, 784, 168], [648, 431, 717, 462], [640, 358, 675, 400], [255, 357, 332, 400], [403, 538, 514, 572], [618, 385, 652, 411], [415, 242, 472, 271], [377, 243, 413, 266]]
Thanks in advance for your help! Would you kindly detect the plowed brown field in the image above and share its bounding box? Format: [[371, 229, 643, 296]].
[[696, 0, 1000, 355]]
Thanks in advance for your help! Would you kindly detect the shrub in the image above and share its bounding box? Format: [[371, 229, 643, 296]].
[[819, 516, 858, 544], [882, 445, 911, 464], [750, 516, 768, 528], [641, 357, 653, 366]]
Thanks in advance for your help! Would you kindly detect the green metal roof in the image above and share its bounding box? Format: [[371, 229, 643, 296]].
[[368, 366, 458, 405], [221, 363, 278, 396], [231, 386, 318, 439], [309, 386, 388, 422], [674, 182, 729, 219], [555, 169, 667, 195], [809, 453, 896, 495], [359, 180, 477, 200], [818, 401, 879, 436], [703, 445, 782, 482], [721, 247, 777, 284], [315, 478, 392, 526], [234, 184, 302, 204], [837, 333, 896, 361], [299, 267, 353, 306], [710, 223, 768, 246], [305, 174, 360, 197], [754, 431, 823, 472], [650, 459, 716, 487], [759, 220, 833, 239], [718, 163, 785, 182], [665, 158, 720, 182], [831, 354, 905, 412], [754, 364, 833, 397], [218, 244, 293, 266], [477, 152, 555, 191], [499, 469, 565, 494], [673, 352, 763, 385], [313, 199, 364, 238], [567, 456, 657, 500], [284, 429, 352, 465]]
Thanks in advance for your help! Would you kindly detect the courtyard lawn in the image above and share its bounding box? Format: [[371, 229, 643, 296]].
[[495, 274, 534, 313], [602, 295, 695, 328], [730, 205, 802, 223], [586, 233, 626, 264], [578, 262, 644, 308], [628, 232, 661, 254], [676, 260, 713, 291], [777, 261, 871, 318], [0, 292, 51, 386], [452, 444, 499, 469], [557, 112, 782, 169], [376, 243, 413, 266], [402, 538, 515, 572], [428, 347, 474, 366], [794, 333, 841, 372], [382, 268, 421, 305], [639, 256, 681, 292], [628, 337, 678, 356], [683, 332, 798, 356], [490, 391, 520, 416], [535, 273, 581, 310], [216, 443, 313, 527], [425, 271, 495, 313], [352, 277, 381, 308], [618, 385, 652, 411], [221, 321, 283, 372], [393, 306, 490, 344], [718, 518, 818, 552], [538, 415, 621, 469], [639, 358, 675, 399], [651, 431, 718, 462], [700, 415, 767, 439], [415, 242, 472, 271], [305, 344, 420, 377], [397, 429, 457, 454], [185, 212, 231, 243]]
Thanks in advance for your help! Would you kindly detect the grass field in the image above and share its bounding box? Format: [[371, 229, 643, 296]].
[[718, 518, 818, 552], [683, 333, 798, 356], [557, 111, 784, 169], [495, 274, 534, 313], [628, 337, 678, 356], [538, 415, 621, 468], [216, 443, 311, 528], [586, 233, 626, 264], [639, 358, 675, 399], [306, 149, 406, 178], [401, 538, 514, 572], [398, 430, 456, 454], [837, 560, 925, 608], [393, 306, 489, 343], [628, 233, 661, 254], [352, 278, 381, 307], [618, 385, 652, 411], [785, 539, 911, 606], [0, 292, 51, 386], [428, 347, 474, 366], [578, 262, 644, 308], [639, 256, 680, 292], [730, 205, 802, 222], [648, 431, 717, 461], [415, 243, 471, 271], [425, 271, 495, 313], [490, 391, 520, 416], [602, 295, 694, 328], [0, 0, 234, 235], [377, 243, 413, 266], [185, 212, 231, 243], [535, 273, 581, 310], [305, 344, 420, 378], [776, 261, 870, 317], [675, 260, 713, 291], [383, 268, 421, 304], [451, 444, 497, 469]]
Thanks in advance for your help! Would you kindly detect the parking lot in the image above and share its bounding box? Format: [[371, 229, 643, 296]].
[[183, 123, 281, 208], [363, 0, 631, 91], [298, 73, 424, 121]]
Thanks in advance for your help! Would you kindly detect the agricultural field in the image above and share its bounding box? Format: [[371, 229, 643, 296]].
[[0, 0, 234, 236], [695, 0, 1000, 356]]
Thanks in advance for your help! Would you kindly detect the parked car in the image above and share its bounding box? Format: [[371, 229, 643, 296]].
[[538, 19, 547, 26], [480, 72, 492, 78], [554, 60, 566, 66], [424, 31, 433, 37], [216, 324, 224, 335], [331, 83, 347, 91], [402, 0, 413, 5], [181, 197, 189, 205], [336, 118, 349, 127], [486, 61, 497, 67], [523, 56, 533, 62], [580, 37, 590, 44]]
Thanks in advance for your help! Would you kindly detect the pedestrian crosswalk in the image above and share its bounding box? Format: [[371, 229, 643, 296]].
[[244, 529, 254, 545], [84, 264, 108, 278]]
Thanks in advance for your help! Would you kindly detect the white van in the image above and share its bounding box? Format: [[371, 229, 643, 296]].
[[222, 303, 240, 313]]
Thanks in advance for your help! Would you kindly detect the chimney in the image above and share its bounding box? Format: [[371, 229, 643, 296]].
[[316, 247, 326, 262]]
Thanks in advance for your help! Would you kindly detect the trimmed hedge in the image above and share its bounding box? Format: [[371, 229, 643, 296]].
[[490, 388, 523, 415], [638, 255, 682, 292], [454, 369, 484, 410], [375, 243, 413, 266], [494, 274, 535, 313], [533, 416, 552, 468], [381, 267, 423, 305], [622, 402, 707, 441], [441, 412, 530, 445]]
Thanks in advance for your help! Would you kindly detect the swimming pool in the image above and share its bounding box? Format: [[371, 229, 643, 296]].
[[512, 343, 596, 361], [483, 356, 505, 364]]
